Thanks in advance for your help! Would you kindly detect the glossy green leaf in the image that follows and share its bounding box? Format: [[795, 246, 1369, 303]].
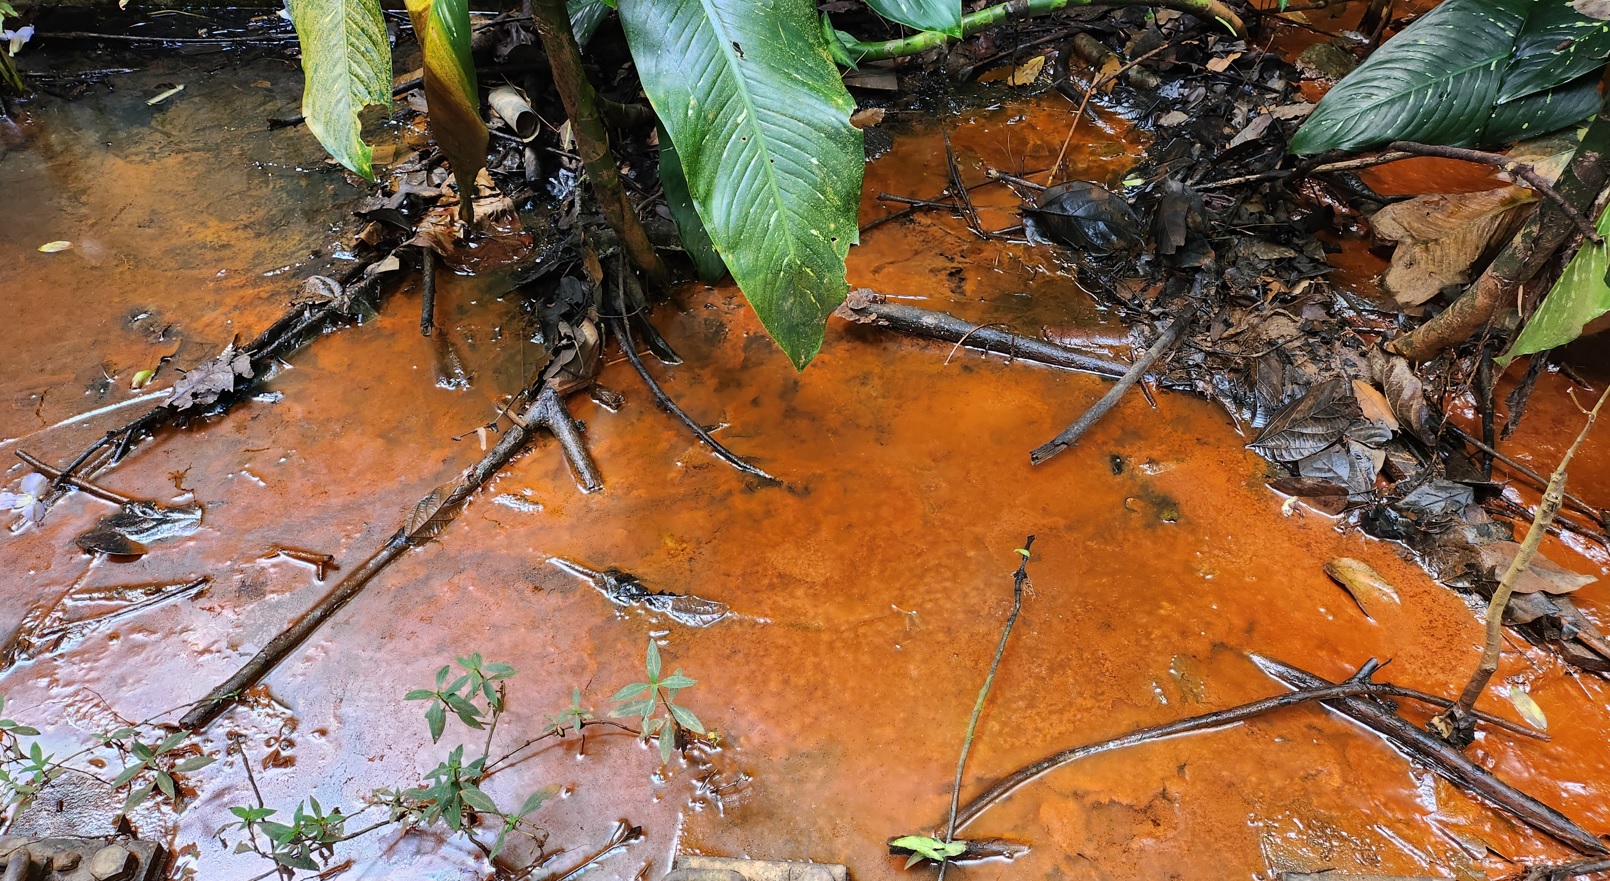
[[1483, 69, 1601, 144], [865, 0, 961, 38], [659, 123, 727, 282], [569, 0, 613, 47], [619, 0, 864, 367], [1499, 1, 1610, 102], [418, 0, 489, 216], [288, 0, 392, 180], [1502, 201, 1610, 363], [1291, 0, 1528, 154]]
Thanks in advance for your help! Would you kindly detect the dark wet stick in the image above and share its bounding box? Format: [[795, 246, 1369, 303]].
[[1030, 305, 1197, 465], [420, 248, 437, 337], [1258, 656, 1606, 855], [532, 386, 603, 492], [1526, 857, 1610, 881], [15, 451, 132, 505], [179, 392, 555, 731], [837, 295, 1133, 379], [610, 315, 777, 483]]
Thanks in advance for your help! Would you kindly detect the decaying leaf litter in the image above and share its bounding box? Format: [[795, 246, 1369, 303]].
[[4, 1, 1610, 880]]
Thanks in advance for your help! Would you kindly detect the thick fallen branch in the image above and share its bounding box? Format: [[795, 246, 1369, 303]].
[[179, 384, 581, 731], [945, 658, 1560, 837], [1030, 303, 1197, 464], [834, 289, 1139, 380], [1257, 656, 1605, 855]]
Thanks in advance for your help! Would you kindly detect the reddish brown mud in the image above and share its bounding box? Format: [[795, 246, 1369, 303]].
[[0, 63, 1608, 881]]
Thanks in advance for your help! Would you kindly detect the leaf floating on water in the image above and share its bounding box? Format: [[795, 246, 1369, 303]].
[[1022, 181, 1143, 254], [130, 369, 155, 390], [403, 482, 469, 545], [1248, 378, 1359, 462], [74, 501, 203, 558], [1267, 476, 1349, 516], [146, 83, 185, 105], [168, 343, 253, 411], [1507, 685, 1548, 730], [1474, 541, 1598, 594], [1323, 557, 1401, 619], [1006, 54, 1046, 86], [37, 241, 72, 253]]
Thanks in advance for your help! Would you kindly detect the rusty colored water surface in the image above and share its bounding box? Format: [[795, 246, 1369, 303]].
[[2, 62, 1610, 881]]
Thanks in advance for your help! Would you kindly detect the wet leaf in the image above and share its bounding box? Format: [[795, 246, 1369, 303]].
[[130, 368, 155, 390], [620, 0, 863, 368], [1006, 54, 1046, 86], [288, 0, 391, 180], [1371, 187, 1538, 306], [865, 0, 960, 38], [403, 483, 468, 545], [417, 0, 488, 222], [1507, 685, 1548, 729], [1248, 378, 1359, 462], [1475, 541, 1598, 594], [168, 343, 253, 411], [1323, 557, 1402, 619], [1371, 350, 1434, 445], [658, 123, 726, 283], [1502, 1, 1610, 102], [1503, 200, 1610, 364], [569, 0, 613, 47], [36, 240, 72, 253], [1394, 479, 1475, 518], [1023, 181, 1143, 255], [74, 501, 203, 557], [1298, 439, 1379, 494]]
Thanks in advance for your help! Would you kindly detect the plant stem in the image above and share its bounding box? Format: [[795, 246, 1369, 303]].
[[936, 537, 1034, 880], [528, 0, 668, 290], [1454, 387, 1610, 714], [836, 0, 1243, 63]]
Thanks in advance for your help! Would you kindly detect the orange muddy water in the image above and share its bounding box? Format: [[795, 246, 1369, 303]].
[[2, 50, 1610, 881]]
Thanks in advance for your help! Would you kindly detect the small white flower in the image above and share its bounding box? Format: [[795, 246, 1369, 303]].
[[0, 472, 47, 524], [1, 24, 32, 57]]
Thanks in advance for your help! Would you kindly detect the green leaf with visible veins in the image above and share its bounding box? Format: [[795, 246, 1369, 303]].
[[619, 0, 864, 368], [569, 0, 613, 47], [1499, 1, 1610, 103], [1502, 201, 1610, 364], [288, 0, 392, 180], [865, 0, 960, 37]]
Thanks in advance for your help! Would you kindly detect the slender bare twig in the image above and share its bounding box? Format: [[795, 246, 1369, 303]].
[[1453, 387, 1610, 715], [1031, 303, 1198, 464], [935, 537, 1034, 881], [1388, 141, 1602, 244], [1444, 424, 1609, 529]]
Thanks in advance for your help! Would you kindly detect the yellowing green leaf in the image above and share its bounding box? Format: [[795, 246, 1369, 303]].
[[1503, 200, 1610, 363], [420, 0, 488, 222], [1507, 685, 1548, 729], [288, 0, 392, 180], [37, 240, 72, 253]]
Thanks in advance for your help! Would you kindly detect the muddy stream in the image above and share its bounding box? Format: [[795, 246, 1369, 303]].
[[4, 39, 1610, 881]]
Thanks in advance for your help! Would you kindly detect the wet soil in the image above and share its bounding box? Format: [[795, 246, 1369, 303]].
[[3, 49, 1610, 881]]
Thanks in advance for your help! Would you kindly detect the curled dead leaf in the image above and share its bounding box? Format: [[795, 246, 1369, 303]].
[[1323, 557, 1401, 619], [1351, 379, 1400, 432], [1474, 540, 1598, 595]]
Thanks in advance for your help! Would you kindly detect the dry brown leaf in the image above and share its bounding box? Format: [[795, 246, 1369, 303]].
[[1324, 557, 1402, 619], [850, 107, 886, 129], [1371, 187, 1538, 305], [1008, 55, 1047, 86], [1474, 541, 1598, 595], [1352, 379, 1400, 432], [1205, 51, 1242, 73]]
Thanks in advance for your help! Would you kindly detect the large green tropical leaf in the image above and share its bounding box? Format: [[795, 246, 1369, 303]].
[[568, 0, 613, 47], [865, 0, 961, 38], [658, 123, 727, 283], [416, 0, 488, 219], [288, 0, 392, 180], [1498, 1, 1610, 102], [1501, 201, 1610, 363], [1482, 69, 1601, 144], [619, 0, 864, 368]]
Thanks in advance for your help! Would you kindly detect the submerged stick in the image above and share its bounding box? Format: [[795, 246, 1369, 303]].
[[15, 451, 131, 506], [420, 248, 438, 337], [610, 316, 776, 483], [1446, 424, 1609, 530], [1258, 656, 1606, 855], [946, 658, 1556, 835], [1030, 305, 1196, 465], [179, 391, 556, 731], [1454, 388, 1609, 716], [935, 537, 1034, 881], [835, 290, 1133, 379]]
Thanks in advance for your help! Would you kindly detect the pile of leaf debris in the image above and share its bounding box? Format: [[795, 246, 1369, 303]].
[[948, 6, 1610, 672]]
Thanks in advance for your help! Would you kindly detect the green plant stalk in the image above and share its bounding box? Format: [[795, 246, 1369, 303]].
[[836, 0, 1242, 62], [936, 537, 1035, 881]]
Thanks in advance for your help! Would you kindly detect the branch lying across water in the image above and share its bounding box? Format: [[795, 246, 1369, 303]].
[[942, 657, 1589, 856]]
